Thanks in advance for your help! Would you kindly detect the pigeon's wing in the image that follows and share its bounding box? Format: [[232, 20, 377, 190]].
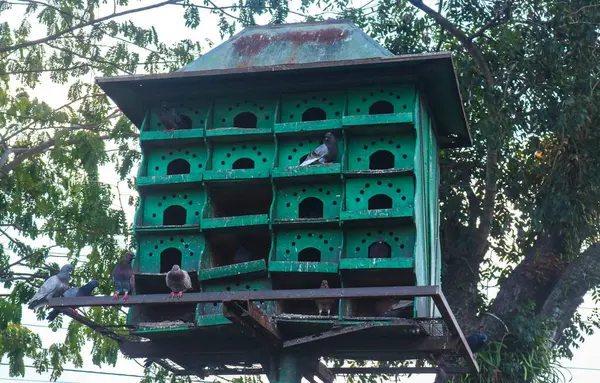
[[63, 287, 79, 298], [28, 276, 59, 309], [182, 270, 193, 291], [300, 143, 328, 166], [389, 300, 413, 311]]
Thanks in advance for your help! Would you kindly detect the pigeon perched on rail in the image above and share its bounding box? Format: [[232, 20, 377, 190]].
[[466, 333, 488, 359], [166, 265, 192, 299], [368, 238, 391, 259], [159, 101, 192, 133], [375, 298, 413, 318], [112, 251, 135, 301], [315, 280, 337, 316], [46, 280, 100, 321], [299, 132, 338, 166], [27, 264, 73, 310]]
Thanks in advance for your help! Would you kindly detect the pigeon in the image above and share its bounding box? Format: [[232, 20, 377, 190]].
[[299, 132, 338, 166], [46, 280, 100, 321], [375, 298, 414, 317], [233, 244, 252, 264], [466, 333, 488, 359], [166, 264, 192, 299], [27, 264, 73, 310], [368, 238, 391, 258], [112, 251, 135, 301], [159, 101, 192, 133], [315, 280, 337, 316]]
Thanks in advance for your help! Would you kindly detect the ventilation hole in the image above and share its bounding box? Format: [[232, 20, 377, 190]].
[[163, 205, 187, 225], [369, 100, 394, 115], [368, 241, 392, 258], [298, 247, 321, 262], [161, 156, 166, 160], [286, 203, 291, 207], [232, 158, 255, 169], [299, 197, 324, 219], [152, 213, 156, 218], [160, 248, 182, 273], [302, 107, 326, 121], [233, 112, 258, 129], [368, 194, 393, 210]]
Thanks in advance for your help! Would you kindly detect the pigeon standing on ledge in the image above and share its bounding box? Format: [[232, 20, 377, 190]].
[[46, 280, 100, 321], [112, 251, 135, 301], [300, 132, 338, 166], [159, 101, 192, 133], [166, 265, 192, 299], [27, 264, 73, 310], [315, 280, 337, 316]]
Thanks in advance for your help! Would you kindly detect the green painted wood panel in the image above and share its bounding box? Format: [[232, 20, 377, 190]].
[[142, 144, 207, 178], [137, 233, 204, 273], [208, 140, 275, 172], [137, 189, 204, 227], [145, 101, 211, 132], [212, 97, 277, 131], [344, 175, 415, 213], [280, 90, 346, 123], [272, 229, 342, 263], [346, 84, 415, 117], [273, 182, 342, 221], [345, 132, 416, 172], [198, 278, 272, 318], [343, 225, 416, 260]]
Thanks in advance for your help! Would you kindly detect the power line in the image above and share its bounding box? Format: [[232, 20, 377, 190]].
[[0, 363, 143, 378]]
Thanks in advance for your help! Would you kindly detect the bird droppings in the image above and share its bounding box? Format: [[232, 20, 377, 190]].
[[138, 320, 194, 330], [232, 28, 350, 57]]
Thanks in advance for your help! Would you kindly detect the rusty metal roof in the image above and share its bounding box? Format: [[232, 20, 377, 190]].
[[179, 20, 393, 72]]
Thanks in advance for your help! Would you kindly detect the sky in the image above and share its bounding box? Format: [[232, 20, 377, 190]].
[[1, 0, 599, 382]]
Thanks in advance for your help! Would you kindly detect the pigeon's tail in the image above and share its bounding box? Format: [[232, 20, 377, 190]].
[[300, 157, 320, 166], [27, 299, 45, 310], [46, 309, 60, 321]]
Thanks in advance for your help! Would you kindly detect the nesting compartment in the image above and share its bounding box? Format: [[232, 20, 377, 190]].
[[137, 143, 206, 187], [341, 175, 415, 222], [209, 97, 277, 136], [136, 233, 204, 274], [205, 139, 275, 180], [145, 100, 211, 132], [344, 132, 416, 173], [272, 181, 342, 223], [135, 189, 204, 229], [198, 228, 271, 281]]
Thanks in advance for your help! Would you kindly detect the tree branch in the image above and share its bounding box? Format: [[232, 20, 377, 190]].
[[0, 0, 184, 53], [475, 147, 498, 258], [468, 1, 514, 41], [539, 242, 600, 342], [406, 0, 494, 84]]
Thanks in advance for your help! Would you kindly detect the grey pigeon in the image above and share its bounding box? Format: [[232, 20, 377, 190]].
[[112, 251, 135, 301], [159, 101, 192, 133], [315, 280, 337, 316], [368, 238, 391, 259], [300, 132, 338, 166], [233, 244, 252, 264], [166, 264, 192, 299], [375, 298, 413, 317], [27, 264, 73, 310], [46, 280, 100, 321]]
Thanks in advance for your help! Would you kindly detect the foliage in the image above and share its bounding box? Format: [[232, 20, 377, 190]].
[[1, 0, 600, 382]]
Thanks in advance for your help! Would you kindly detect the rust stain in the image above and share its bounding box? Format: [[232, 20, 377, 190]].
[[232, 28, 350, 58]]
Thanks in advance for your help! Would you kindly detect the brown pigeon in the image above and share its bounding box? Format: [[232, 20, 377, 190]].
[[315, 280, 337, 316], [112, 251, 135, 301], [166, 264, 192, 299]]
